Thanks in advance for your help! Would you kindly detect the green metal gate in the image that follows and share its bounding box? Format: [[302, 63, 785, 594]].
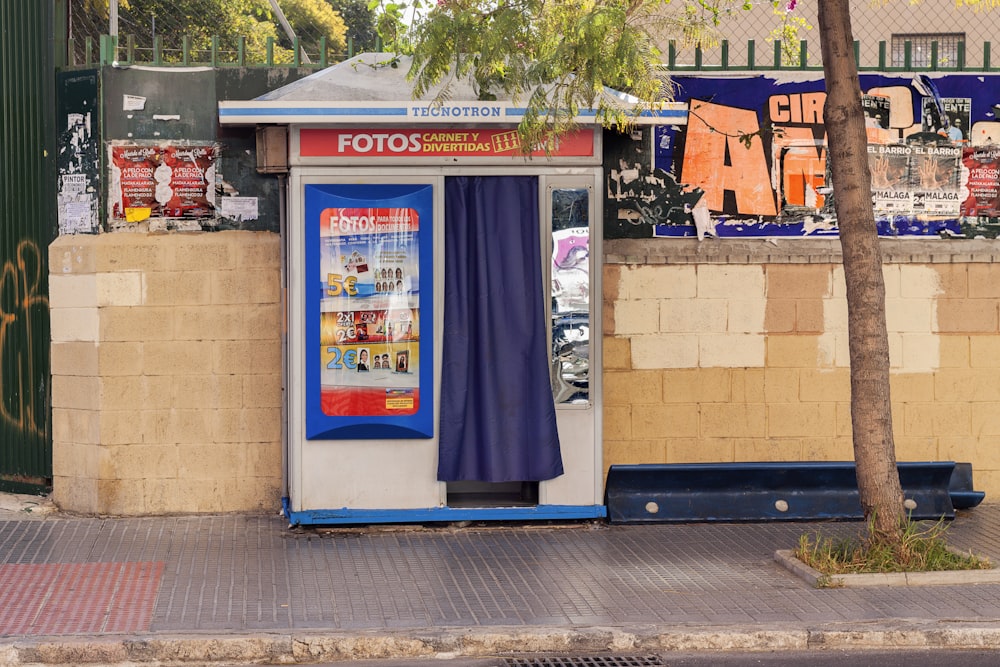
[[0, 0, 57, 492]]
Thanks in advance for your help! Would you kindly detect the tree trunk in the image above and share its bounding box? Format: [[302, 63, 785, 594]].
[[817, 0, 905, 542]]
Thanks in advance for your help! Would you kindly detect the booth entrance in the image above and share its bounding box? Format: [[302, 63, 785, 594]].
[[220, 54, 612, 524]]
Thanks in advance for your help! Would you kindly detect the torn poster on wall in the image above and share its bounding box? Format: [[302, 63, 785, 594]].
[[605, 72, 1000, 239], [59, 113, 99, 234], [108, 143, 217, 221], [57, 71, 100, 235]]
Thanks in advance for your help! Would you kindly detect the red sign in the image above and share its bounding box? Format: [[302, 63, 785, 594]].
[[110, 144, 217, 220], [300, 128, 595, 159], [110, 146, 158, 217], [962, 147, 1000, 217]]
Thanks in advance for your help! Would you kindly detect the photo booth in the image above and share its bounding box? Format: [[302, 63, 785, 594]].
[[221, 54, 611, 525]]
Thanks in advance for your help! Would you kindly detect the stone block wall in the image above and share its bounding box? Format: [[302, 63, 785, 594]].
[[49, 232, 282, 515], [48, 231, 1000, 514], [603, 238, 1000, 498]]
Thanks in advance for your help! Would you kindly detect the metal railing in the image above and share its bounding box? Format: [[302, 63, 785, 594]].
[[67, 34, 369, 69], [663, 38, 995, 72], [64, 33, 999, 73], [65, 1, 999, 71]]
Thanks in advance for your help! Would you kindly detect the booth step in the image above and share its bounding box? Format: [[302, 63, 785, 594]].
[[604, 461, 985, 524]]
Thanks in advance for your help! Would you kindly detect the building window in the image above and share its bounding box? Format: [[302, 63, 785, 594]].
[[891, 33, 965, 68]]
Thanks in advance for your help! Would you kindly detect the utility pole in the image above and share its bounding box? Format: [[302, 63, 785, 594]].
[[267, 0, 312, 63]]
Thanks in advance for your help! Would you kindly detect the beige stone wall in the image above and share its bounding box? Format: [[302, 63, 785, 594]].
[[48, 231, 1000, 512], [49, 232, 282, 515], [604, 239, 1000, 498]]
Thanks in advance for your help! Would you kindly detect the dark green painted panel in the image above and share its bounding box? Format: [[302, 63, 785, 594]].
[[103, 67, 217, 141], [214, 68, 312, 233], [0, 0, 56, 490], [98, 66, 311, 233]]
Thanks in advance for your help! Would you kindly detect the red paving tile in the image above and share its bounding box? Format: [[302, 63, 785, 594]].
[[0, 562, 163, 635]]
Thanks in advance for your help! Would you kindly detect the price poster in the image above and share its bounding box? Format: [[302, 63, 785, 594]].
[[319, 207, 420, 416], [304, 184, 434, 440]]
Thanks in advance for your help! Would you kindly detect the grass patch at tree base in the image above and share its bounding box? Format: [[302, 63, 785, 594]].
[[795, 517, 991, 575]]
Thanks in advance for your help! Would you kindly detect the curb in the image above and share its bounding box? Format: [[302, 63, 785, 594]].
[[6, 625, 1000, 665]]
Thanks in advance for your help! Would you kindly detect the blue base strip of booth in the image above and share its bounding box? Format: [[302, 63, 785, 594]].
[[281, 498, 607, 526]]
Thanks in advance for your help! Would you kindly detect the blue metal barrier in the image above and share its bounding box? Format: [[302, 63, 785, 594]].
[[604, 461, 985, 524], [950, 462, 987, 510]]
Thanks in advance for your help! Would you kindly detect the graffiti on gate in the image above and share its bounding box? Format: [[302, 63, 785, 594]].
[[0, 240, 49, 438]]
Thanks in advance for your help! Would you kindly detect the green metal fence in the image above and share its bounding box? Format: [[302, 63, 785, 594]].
[[0, 0, 57, 493], [63, 33, 999, 73], [664, 38, 996, 72], [64, 0, 1000, 71], [68, 34, 365, 69]]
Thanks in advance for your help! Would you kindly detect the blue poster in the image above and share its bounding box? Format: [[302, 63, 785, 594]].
[[304, 183, 434, 440], [606, 72, 1000, 239]]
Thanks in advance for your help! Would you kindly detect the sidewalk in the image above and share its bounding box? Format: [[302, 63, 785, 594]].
[[2, 495, 1000, 665]]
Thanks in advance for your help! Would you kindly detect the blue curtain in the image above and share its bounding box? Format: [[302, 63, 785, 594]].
[[437, 176, 564, 482]]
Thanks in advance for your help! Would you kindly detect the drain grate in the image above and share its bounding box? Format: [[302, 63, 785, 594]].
[[505, 657, 663, 667]]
